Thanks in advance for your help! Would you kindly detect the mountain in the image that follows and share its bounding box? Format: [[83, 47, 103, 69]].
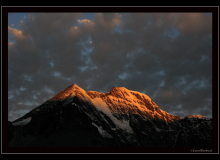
[[8, 84, 212, 147]]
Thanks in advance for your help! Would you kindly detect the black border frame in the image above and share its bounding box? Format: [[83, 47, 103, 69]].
[[2, 6, 219, 154]]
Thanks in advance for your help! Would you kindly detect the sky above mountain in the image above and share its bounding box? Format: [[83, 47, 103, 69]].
[[8, 11, 212, 121]]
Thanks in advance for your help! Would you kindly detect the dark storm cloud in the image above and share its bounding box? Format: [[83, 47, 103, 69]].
[[8, 13, 212, 121]]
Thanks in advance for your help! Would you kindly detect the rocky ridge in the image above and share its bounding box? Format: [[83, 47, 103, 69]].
[[9, 84, 212, 147]]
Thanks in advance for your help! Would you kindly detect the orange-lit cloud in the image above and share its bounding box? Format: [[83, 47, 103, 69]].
[[77, 19, 94, 25], [8, 26, 26, 40], [78, 19, 95, 33], [69, 19, 95, 36], [8, 41, 14, 48], [175, 13, 212, 35], [70, 26, 79, 31], [69, 26, 82, 37]]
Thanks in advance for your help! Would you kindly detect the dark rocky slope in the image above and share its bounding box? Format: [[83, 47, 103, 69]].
[[8, 84, 212, 147]]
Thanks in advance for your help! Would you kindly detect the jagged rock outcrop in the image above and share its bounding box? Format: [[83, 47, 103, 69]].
[[8, 84, 212, 147]]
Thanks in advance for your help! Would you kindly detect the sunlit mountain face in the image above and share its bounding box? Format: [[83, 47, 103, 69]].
[[8, 84, 212, 147]]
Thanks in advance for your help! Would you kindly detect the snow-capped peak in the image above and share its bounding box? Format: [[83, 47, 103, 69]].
[[110, 86, 136, 100], [48, 84, 180, 123], [50, 84, 90, 101], [9, 84, 211, 148]]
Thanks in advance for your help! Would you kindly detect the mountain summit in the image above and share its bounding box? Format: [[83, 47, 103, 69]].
[[50, 84, 90, 101], [9, 84, 212, 147]]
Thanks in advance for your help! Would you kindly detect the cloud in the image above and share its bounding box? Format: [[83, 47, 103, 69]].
[[8, 41, 14, 54], [77, 19, 94, 25], [69, 19, 95, 37], [93, 13, 122, 31], [174, 13, 212, 36], [8, 26, 26, 40], [8, 13, 212, 121]]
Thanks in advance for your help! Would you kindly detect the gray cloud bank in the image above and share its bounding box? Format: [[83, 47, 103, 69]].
[[8, 13, 212, 121]]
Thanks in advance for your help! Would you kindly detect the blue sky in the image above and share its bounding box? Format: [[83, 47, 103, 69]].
[[8, 13, 29, 28], [8, 12, 212, 121]]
